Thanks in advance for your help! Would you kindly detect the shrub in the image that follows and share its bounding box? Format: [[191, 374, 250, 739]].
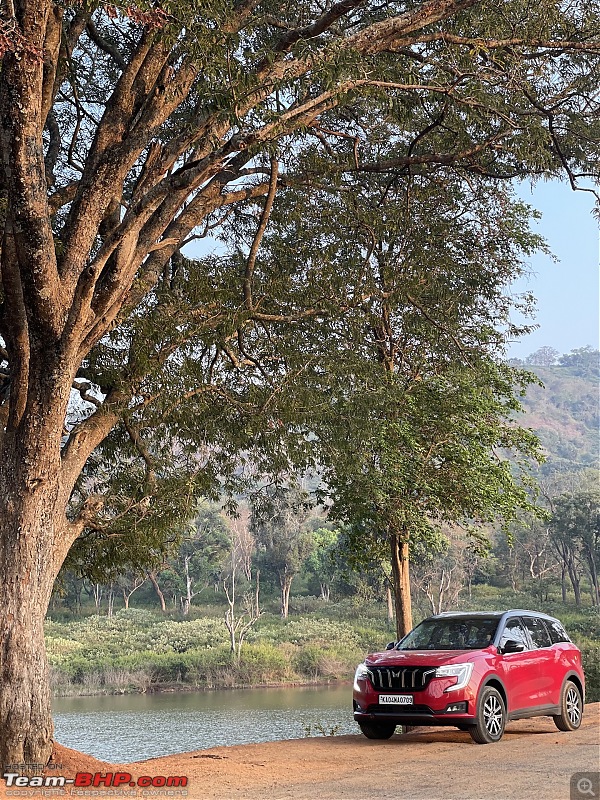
[[147, 618, 228, 652], [236, 644, 291, 684], [292, 643, 360, 679], [292, 645, 324, 678], [562, 611, 600, 641], [574, 636, 600, 703], [269, 618, 362, 648], [114, 608, 158, 624]]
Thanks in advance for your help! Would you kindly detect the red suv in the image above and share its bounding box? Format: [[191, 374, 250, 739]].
[[353, 610, 585, 744]]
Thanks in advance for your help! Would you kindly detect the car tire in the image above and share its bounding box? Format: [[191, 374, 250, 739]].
[[358, 722, 396, 739], [469, 686, 506, 744], [553, 680, 583, 732]]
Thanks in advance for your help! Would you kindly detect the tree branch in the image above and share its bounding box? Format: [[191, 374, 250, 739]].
[[85, 19, 126, 70], [244, 157, 279, 312]]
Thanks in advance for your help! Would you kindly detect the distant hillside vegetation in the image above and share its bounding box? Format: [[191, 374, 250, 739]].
[[513, 347, 599, 474]]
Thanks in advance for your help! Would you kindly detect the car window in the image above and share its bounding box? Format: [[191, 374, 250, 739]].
[[546, 619, 571, 644], [398, 617, 498, 650], [499, 617, 529, 650], [523, 617, 552, 648]]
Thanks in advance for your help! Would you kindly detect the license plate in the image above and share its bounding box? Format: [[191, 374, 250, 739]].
[[379, 694, 413, 705]]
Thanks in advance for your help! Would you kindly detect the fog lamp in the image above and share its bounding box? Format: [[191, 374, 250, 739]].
[[444, 701, 468, 713]]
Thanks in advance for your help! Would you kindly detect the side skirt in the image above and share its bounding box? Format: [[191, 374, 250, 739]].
[[507, 704, 561, 721]]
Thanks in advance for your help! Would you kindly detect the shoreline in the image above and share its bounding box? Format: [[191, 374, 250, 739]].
[[51, 676, 350, 699]]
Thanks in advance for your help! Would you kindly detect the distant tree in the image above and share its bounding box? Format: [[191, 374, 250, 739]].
[[222, 536, 261, 664], [50, 571, 84, 615], [147, 569, 168, 613], [146, 566, 183, 613], [305, 525, 341, 602], [335, 523, 396, 620], [252, 487, 314, 618], [549, 518, 584, 606], [539, 470, 599, 604], [177, 504, 230, 615], [224, 504, 255, 584], [559, 347, 600, 380], [511, 515, 558, 603], [117, 571, 147, 610], [550, 490, 600, 607], [526, 347, 560, 366], [412, 525, 493, 612]]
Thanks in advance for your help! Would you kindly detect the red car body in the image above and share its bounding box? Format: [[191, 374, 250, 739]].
[[353, 610, 585, 743]]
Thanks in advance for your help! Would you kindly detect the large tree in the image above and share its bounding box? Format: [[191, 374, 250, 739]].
[[0, 0, 598, 767], [234, 161, 546, 638]]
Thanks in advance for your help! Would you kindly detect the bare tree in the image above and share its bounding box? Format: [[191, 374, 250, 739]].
[[223, 552, 261, 664]]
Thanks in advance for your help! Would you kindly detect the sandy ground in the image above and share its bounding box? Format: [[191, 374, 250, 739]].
[[1, 704, 598, 800]]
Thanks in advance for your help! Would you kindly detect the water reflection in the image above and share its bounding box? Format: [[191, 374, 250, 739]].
[[53, 685, 357, 762]]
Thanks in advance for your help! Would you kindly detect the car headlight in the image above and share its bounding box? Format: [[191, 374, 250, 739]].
[[353, 663, 370, 691], [434, 663, 473, 692]]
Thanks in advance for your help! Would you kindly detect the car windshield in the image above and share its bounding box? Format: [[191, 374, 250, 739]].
[[397, 616, 500, 651]]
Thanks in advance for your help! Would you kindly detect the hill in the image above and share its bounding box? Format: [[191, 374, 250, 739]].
[[515, 348, 599, 474]]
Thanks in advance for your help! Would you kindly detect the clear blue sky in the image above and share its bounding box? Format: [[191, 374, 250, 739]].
[[507, 180, 599, 359]]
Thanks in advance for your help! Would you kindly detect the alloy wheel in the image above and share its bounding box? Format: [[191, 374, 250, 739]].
[[483, 694, 504, 737], [566, 686, 581, 726]]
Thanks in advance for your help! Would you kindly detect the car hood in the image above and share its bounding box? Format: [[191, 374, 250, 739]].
[[365, 649, 486, 667]]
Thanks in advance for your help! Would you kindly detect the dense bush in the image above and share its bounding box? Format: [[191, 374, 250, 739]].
[[46, 606, 381, 695], [574, 637, 600, 703]]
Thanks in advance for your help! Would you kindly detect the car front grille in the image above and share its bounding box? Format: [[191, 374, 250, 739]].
[[368, 666, 436, 691]]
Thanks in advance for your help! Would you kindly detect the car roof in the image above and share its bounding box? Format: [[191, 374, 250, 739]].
[[429, 610, 560, 622]]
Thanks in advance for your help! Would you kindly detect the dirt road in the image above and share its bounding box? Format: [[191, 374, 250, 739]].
[[1, 704, 598, 800]]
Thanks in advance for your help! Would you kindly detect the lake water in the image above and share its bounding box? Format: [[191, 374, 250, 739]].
[[52, 684, 359, 763]]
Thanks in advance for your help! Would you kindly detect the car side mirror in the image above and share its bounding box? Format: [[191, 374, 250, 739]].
[[385, 641, 397, 650], [502, 639, 526, 654]]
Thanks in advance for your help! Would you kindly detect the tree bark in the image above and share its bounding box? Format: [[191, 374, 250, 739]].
[[390, 532, 413, 640], [107, 584, 115, 618], [560, 565, 567, 604], [280, 573, 293, 619], [0, 471, 64, 769], [147, 571, 167, 613], [0, 339, 81, 769], [582, 548, 599, 607], [92, 584, 103, 613], [182, 555, 195, 615], [386, 583, 395, 624], [567, 562, 581, 607]]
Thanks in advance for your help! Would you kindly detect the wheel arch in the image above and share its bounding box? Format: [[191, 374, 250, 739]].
[[478, 675, 508, 712], [562, 671, 585, 705]]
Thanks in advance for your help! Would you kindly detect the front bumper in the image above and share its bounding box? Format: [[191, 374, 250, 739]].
[[353, 674, 477, 727], [353, 701, 475, 727]]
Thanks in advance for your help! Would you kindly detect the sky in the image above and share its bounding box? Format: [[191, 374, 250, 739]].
[[507, 180, 599, 360]]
